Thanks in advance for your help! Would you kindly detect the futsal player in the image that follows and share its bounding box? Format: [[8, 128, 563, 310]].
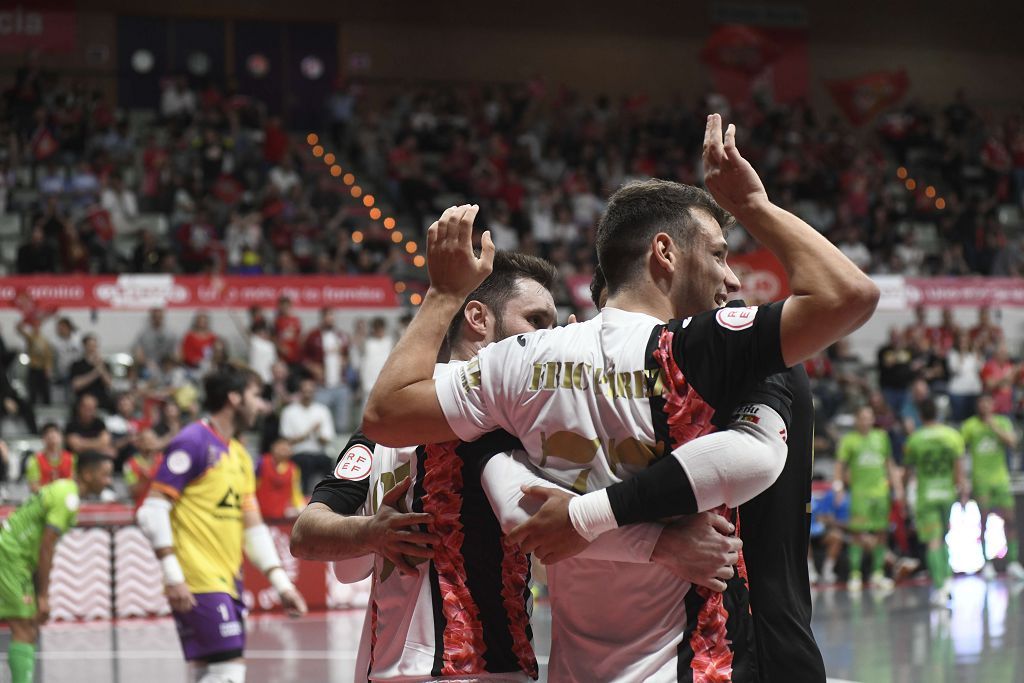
[[834, 405, 902, 591], [362, 114, 879, 679], [137, 366, 307, 683], [0, 451, 113, 683], [960, 394, 1024, 580], [902, 397, 967, 607]]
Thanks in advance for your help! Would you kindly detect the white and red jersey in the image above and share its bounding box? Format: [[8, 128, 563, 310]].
[[435, 304, 790, 682], [311, 364, 537, 683]]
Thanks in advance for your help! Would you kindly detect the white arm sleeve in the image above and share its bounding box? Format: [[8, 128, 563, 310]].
[[675, 403, 788, 512], [481, 451, 662, 563], [136, 496, 174, 550]]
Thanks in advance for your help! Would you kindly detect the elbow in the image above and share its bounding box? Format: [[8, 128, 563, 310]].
[[838, 276, 880, 324], [289, 517, 311, 560], [360, 407, 387, 444]]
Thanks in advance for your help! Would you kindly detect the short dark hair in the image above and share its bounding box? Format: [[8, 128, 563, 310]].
[[203, 365, 261, 413], [41, 422, 61, 436], [590, 266, 607, 309], [919, 397, 938, 422], [76, 451, 112, 475], [595, 179, 731, 295], [446, 251, 558, 345]]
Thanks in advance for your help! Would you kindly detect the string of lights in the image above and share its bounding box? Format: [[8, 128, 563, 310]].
[[896, 165, 946, 211], [306, 132, 426, 305]]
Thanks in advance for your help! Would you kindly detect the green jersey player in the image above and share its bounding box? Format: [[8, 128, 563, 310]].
[[834, 405, 902, 591], [903, 399, 966, 608], [0, 451, 112, 683], [961, 393, 1023, 580]]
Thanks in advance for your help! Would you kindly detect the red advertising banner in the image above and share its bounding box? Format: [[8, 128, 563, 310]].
[[0, 275, 398, 310], [0, 1, 76, 53], [878, 276, 1024, 309]]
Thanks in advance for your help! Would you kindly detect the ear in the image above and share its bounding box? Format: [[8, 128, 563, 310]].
[[651, 233, 677, 274], [463, 301, 491, 339]]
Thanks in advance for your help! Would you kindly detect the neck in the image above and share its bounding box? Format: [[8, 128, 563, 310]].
[[208, 411, 236, 441], [450, 338, 487, 362], [606, 283, 675, 322]]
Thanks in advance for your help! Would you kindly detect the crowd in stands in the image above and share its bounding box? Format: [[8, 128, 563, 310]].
[[5, 54, 1024, 294], [0, 296, 401, 515]]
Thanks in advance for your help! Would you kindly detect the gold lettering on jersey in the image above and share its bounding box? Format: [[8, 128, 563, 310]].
[[571, 468, 591, 494], [527, 361, 663, 400], [461, 357, 482, 392], [608, 437, 662, 473], [539, 431, 600, 468]]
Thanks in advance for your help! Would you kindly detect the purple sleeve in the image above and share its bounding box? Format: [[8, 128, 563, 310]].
[[153, 430, 210, 497]]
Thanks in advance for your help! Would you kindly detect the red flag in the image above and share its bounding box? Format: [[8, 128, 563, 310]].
[[700, 25, 784, 75], [825, 70, 909, 126]]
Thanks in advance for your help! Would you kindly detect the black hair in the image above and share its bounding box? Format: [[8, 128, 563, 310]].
[[446, 251, 558, 346], [595, 179, 731, 296], [919, 397, 938, 422], [203, 365, 261, 413], [76, 451, 112, 475], [589, 266, 607, 309], [40, 422, 61, 435]]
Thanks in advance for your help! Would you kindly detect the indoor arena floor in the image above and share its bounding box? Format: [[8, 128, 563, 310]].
[[2, 577, 1021, 682]]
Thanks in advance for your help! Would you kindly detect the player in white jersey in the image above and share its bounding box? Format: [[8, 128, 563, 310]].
[[291, 253, 747, 682], [363, 115, 879, 681]]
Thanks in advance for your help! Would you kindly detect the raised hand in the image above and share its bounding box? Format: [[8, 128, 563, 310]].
[[506, 486, 589, 563], [426, 204, 495, 300], [702, 113, 770, 220]]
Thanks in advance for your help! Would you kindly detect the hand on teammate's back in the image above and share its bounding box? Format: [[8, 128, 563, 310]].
[[367, 476, 439, 575], [702, 113, 770, 221], [507, 486, 589, 563], [650, 512, 741, 592], [426, 204, 495, 300]]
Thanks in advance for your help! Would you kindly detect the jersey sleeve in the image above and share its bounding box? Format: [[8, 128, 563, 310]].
[[947, 429, 966, 457], [151, 432, 210, 500], [435, 336, 534, 443], [43, 482, 79, 534], [25, 456, 41, 485], [837, 435, 853, 465], [672, 301, 788, 413], [309, 432, 375, 515]]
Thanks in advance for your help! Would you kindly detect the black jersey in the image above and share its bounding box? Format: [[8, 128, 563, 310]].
[[739, 365, 826, 682]]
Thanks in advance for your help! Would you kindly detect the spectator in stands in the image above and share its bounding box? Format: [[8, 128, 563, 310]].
[[65, 394, 114, 458], [123, 428, 162, 510], [981, 341, 1016, 416], [902, 378, 932, 434], [254, 438, 304, 520], [132, 308, 177, 380], [273, 296, 303, 370], [151, 400, 184, 451], [100, 172, 138, 235], [247, 319, 277, 384], [279, 376, 335, 493], [303, 307, 352, 433], [131, 228, 165, 273], [970, 306, 1004, 357], [48, 317, 81, 392], [16, 319, 52, 406], [105, 392, 147, 466], [25, 423, 74, 493], [69, 333, 113, 411], [947, 331, 984, 422], [180, 311, 216, 370], [159, 76, 196, 125], [877, 328, 916, 415], [356, 317, 393, 409], [0, 374, 39, 438], [15, 225, 56, 274], [907, 326, 948, 394]]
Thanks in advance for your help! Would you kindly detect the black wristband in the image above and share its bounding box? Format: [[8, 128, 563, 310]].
[[605, 455, 698, 526]]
